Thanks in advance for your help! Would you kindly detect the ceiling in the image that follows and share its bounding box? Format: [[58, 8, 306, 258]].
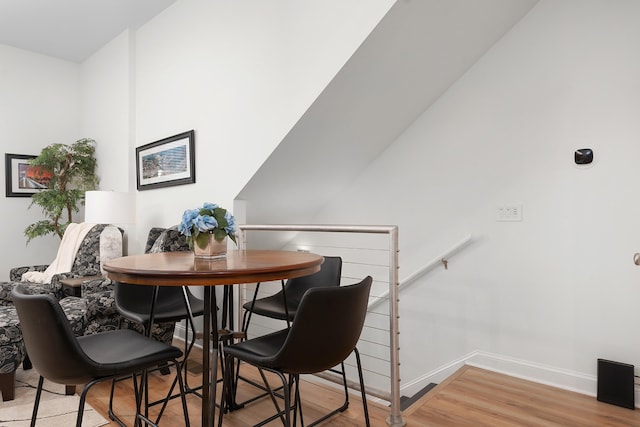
[[0, 0, 176, 63]]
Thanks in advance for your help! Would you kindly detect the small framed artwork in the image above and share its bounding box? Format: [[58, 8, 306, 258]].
[[5, 153, 50, 197], [136, 130, 196, 191]]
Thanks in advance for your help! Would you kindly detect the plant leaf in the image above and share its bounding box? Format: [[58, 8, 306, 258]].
[[195, 232, 210, 249]]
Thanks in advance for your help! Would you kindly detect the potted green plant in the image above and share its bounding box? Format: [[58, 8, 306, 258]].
[[24, 138, 99, 243]]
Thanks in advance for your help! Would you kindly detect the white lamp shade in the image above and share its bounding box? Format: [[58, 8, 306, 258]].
[[85, 191, 135, 224]]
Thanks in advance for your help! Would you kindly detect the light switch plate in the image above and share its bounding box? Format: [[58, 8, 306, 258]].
[[496, 204, 522, 221]]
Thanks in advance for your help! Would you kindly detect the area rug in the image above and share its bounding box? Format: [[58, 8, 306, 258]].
[[0, 367, 109, 427]]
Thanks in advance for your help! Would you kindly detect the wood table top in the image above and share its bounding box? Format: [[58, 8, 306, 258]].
[[103, 250, 324, 286]]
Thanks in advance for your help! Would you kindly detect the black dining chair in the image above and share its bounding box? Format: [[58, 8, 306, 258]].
[[241, 256, 342, 333], [114, 281, 204, 367], [110, 281, 204, 424], [220, 276, 372, 427], [237, 256, 343, 406], [11, 285, 190, 427]]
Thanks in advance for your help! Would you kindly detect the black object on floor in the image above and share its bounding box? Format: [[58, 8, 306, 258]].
[[597, 358, 635, 410]]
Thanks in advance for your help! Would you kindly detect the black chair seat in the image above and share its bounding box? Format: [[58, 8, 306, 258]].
[[242, 295, 298, 321], [225, 329, 289, 367], [116, 285, 205, 325], [78, 329, 183, 378]]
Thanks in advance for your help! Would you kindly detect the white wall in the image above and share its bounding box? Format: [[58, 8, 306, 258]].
[[309, 0, 640, 397], [126, 0, 394, 254], [0, 44, 81, 279], [80, 31, 135, 251], [81, 31, 132, 193]]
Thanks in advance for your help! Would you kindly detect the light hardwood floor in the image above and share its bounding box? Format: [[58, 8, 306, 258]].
[[404, 365, 640, 427], [85, 342, 384, 426], [84, 343, 640, 426]]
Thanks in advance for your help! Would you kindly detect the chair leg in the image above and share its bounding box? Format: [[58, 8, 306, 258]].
[[158, 362, 171, 376], [110, 374, 149, 427], [151, 361, 181, 425], [217, 354, 232, 427], [175, 359, 191, 427], [337, 362, 350, 412], [354, 348, 371, 427], [30, 376, 44, 427], [219, 358, 292, 427], [148, 316, 201, 409], [279, 280, 291, 329], [144, 288, 203, 405], [256, 368, 291, 427], [144, 359, 191, 427], [23, 353, 32, 370], [235, 281, 292, 408], [218, 349, 245, 421], [241, 282, 262, 335], [304, 361, 355, 427], [133, 373, 143, 427], [76, 379, 99, 427], [293, 374, 303, 427], [0, 371, 15, 401], [278, 371, 292, 427], [143, 369, 150, 423], [181, 288, 201, 393], [108, 317, 128, 426], [108, 377, 128, 427]]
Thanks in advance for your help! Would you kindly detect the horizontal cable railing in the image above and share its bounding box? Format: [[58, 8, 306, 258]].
[[236, 224, 405, 427]]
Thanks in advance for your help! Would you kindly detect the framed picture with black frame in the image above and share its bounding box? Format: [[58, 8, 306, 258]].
[[136, 130, 195, 191], [5, 153, 50, 197]]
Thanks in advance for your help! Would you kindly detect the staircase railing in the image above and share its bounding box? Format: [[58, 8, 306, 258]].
[[237, 224, 405, 427], [369, 234, 474, 311]]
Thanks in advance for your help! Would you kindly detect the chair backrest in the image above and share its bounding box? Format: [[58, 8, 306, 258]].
[[283, 256, 342, 305], [114, 281, 188, 323], [115, 226, 192, 324], [268, 276, 372, 374], [145, 226, 190, 254], [12, 285, 98, 384], [145, 227, 166, 253], [71, 223, 123, 276]]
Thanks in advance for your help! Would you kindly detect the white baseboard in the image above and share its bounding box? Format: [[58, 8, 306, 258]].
[[401, 350, 640, 409], [465, 351, 595, 396]]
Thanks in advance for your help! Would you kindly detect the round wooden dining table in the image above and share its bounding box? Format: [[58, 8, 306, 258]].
[[103, 249, 324, 426]]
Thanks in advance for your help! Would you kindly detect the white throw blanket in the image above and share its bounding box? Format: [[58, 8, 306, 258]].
[[21, 223, 96, 284]]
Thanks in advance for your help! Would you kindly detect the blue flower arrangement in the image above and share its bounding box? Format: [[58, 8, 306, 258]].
[[178, 202, 237, 250]]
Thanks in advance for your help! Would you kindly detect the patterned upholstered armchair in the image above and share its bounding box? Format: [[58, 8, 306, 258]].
[[0, 224, 122, 306], [69, 226, 190, 343]]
